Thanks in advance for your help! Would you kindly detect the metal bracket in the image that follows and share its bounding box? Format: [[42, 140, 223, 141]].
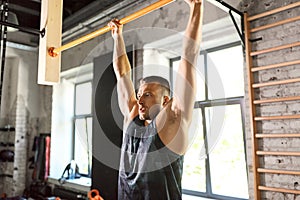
[[40, 28, 46, 38], [214, 0, 243, 16], [229, 10, 245, 46], [0, 20, 45, 36], [249, 37, 263, 43], [213, 0, 245, 47]]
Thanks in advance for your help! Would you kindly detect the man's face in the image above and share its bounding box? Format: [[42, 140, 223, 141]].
[[137, 83, 165, 121]]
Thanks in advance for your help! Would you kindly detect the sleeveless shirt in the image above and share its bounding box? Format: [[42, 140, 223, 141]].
[[118, 116, 183, 200]]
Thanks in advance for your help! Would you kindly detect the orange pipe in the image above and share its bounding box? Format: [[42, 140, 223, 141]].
[[50, 0, 176, 56]]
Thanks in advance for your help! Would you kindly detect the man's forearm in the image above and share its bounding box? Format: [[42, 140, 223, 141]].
[[183, 2, 203, 63], [113, 35, 132, 80]]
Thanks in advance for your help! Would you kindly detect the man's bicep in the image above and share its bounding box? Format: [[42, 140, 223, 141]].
[[117, 76, 137, 115], [173, 59, 196, 121]]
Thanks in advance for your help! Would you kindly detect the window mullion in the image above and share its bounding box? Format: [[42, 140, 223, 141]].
[[203, 51, 208, 101], [239, 99, 249, 181], [202, 105, 213, 197], [72, 117, 76, 160]]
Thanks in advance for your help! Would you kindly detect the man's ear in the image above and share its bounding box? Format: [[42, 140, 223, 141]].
[[162, 96, 170, 106]]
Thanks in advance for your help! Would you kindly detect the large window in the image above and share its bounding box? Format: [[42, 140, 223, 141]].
[[50, 63, 93, 188], [171, 43, 249, 199], [73, 81, 93, 176]]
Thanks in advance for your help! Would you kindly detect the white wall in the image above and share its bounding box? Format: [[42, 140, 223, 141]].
[[0, 57, 19, 127], [50, 78, 74, 178]]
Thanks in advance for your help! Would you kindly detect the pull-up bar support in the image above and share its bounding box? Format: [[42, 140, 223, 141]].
[[229, 10, 244, 46], [49, 0, 176, 57], [214, 0, 243, 16]]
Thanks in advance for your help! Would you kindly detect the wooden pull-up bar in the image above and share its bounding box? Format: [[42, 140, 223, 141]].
[[49, 0, 176, 57]]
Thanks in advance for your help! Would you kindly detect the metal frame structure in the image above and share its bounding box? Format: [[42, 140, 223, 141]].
[[0, 0, 9, 110], [0, 0, 245, 56], [49, 0, 244, 56]]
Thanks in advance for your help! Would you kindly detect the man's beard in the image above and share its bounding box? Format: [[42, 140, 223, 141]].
[[139, 104, 161, 121]]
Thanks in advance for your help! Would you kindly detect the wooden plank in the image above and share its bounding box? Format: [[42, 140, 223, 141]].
[[38, 0, 63, 85], [257, 151, 300, 156], [251, 15, 300, 32], [252, 78, 300, 88], [257, 168, 300, 175], [244, 13, 261, 200], [251, 59, 300, 72], [250, 41, 300, 56], [248, 1, 300, 21], [256, 133, 300, 138], [255, 115, 300, 121], [253, 96, 300, 104], [259, 186, 300, 194]]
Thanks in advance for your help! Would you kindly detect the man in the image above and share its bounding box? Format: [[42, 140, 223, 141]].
[[108, 0, 203, 199]]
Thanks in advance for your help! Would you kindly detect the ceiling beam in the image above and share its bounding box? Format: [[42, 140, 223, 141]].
[[62, 0, 123, 31], [9, 3, 40, 16], [62, 0, 145, 42]]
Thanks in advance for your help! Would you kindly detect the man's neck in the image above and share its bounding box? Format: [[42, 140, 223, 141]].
[[144, 119, 152, 126]]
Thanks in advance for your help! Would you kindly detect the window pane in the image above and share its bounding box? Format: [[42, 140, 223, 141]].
[[182, 109, 206, 193], [172, 55, 205, 101], [207, 45, 244, 99], [205, 105, 249, 199], [74, 117, 93, 175], [75, 82, 92, 115]]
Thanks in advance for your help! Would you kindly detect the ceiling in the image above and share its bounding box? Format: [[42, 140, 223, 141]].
[[3, 0, 242, 47], [8, 0, 126, 32]]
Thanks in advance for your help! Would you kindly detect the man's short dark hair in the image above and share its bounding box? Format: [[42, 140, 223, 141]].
[[139, 76, 170, 95]]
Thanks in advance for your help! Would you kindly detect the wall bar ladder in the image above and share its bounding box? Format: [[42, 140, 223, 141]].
[[244, 1, 300, 199]]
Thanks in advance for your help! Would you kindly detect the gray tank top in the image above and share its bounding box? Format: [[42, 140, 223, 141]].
[[118, 116, 183, 200]]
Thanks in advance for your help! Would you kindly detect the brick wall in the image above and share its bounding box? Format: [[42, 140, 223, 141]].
[[13, 95, 28, 196], [0, 49, 52, 197]]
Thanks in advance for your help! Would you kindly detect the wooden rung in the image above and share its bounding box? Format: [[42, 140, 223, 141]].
[[253, 96, 300, 104], [255, 115, 300, 121], [257, 151, 300, 156], [251, 59, 300, 72], [250, 41, 300, 56], [258, 186, 300, 194], [252, 78, 300, 88], [256, 133, 300, 138], [251, 15, 300, 33], [248, 1, 300, 21], [257, 168, 300, 175]]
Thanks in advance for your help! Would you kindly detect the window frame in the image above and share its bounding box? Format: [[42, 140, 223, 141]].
[[73, 80, 93, 177], [171, 42, 248, 200]]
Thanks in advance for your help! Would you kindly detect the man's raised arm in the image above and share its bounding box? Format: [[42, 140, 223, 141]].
[[108, 20, 137, 120], [174, 0, 203, 124]]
